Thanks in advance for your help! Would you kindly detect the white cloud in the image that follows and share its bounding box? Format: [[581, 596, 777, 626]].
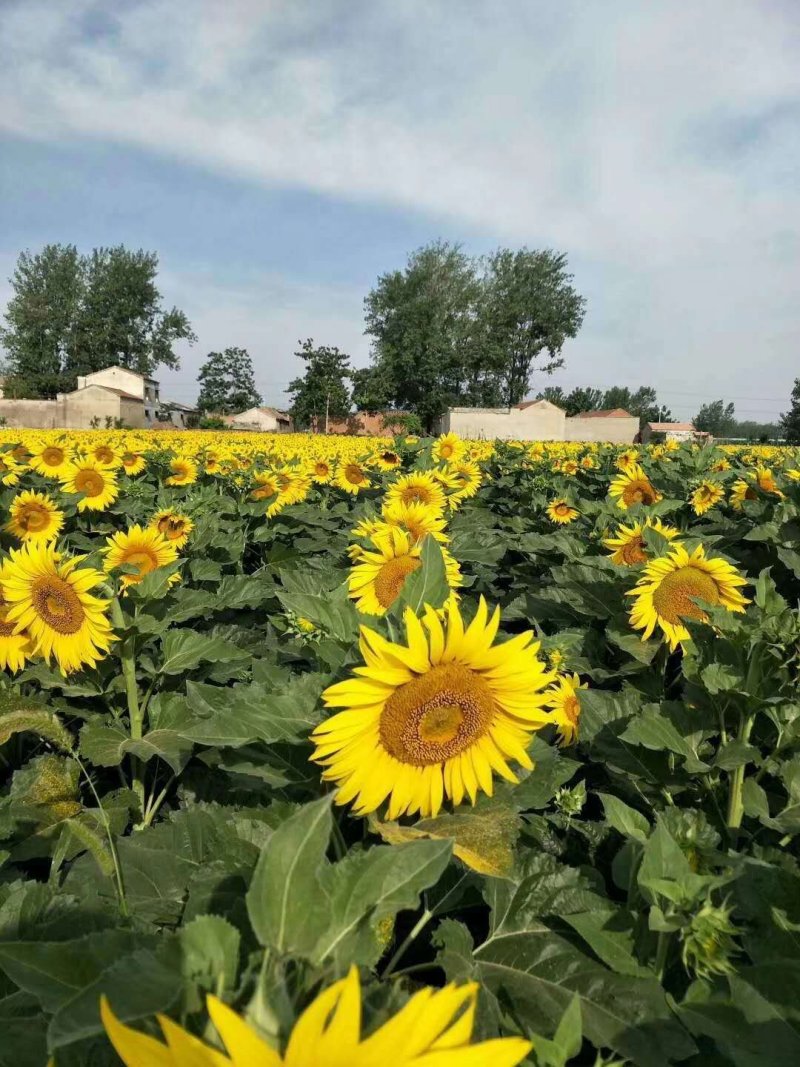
[[0, 0, 798, 419]]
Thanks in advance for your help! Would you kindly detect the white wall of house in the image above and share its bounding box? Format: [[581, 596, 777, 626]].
[[440, 401, 566, 440], [77, 367, 160, 424], [564, 415, 639, 443]]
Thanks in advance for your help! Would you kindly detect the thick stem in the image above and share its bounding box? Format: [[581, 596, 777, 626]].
[[109, 596, 145, 812], [654, 930, 671, 982], [726, 713, 755, 833]]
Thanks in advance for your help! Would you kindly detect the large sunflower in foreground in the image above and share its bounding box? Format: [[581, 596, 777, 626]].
[[103, 524, 180, 590], [60, 459, 120, 512], [5, 490, 65, 544], [0, 543, 114, 673], [608, 463, 662, 509], [149, 508, 194, 548], [603, 517, 680, 566], [348, 527, 461, 616], [311, 597, 556, 817], [101, 967, 530, 1066], [627, 543, 749, 649]]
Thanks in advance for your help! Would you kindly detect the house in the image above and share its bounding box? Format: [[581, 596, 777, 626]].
[[76, 366, 160, 425], [155, 400, 197, 429], [641, 421, 706, 443], [436, 401, 639, 443], [222, 407, 293, 432], [326, 411, 411, 436]]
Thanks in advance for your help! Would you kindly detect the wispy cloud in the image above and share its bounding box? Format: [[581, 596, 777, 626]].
[[1, 0, 798, 417]]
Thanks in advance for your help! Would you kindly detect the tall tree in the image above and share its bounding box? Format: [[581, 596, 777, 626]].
[[602, 385, 671, 429], [564, 387, 604, 415], [694, 399, 736, 437], [0, 244, 195, 397], [196, 347, 262, 414], [536, 385, 568, 407], [363, 242, 482, 431], [287, 339, 352, 431], [482, 249, 586, 405], [781, 379, 800, 444]]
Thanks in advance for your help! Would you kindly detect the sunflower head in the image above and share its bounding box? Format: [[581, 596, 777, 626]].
[[335, 461, 371, 494], [386, 471, 447, 511], [348, 527, 461, 616], [546, 498, 579, 524], [546, 673, 587, 745], [603, 517, 680, 566], [6, 490, 65, 544], [104, 524, 180, 590], [432, 431, 465, 465], [60, 460, 120, 512], [165, 456, 198, 486], [609, 463, 662, 509], [690, 480, 725, 516], [150, 508, 194, 548]]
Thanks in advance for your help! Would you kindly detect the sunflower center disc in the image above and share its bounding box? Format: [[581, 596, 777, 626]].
[[43, 448, 64, 467], [400, 487, 430, 505], [124, 550, 157, 575], [345, 464, 365, 484], [622, 536, 648, 565], [651, 566, 720, 625], [380, 664, 495, 765], [21, 508, 47, 531], [562, 695, 580, 727], [75, 471, 104, 497], [32, 577, 85, 634], [623, 479, 657, 506], [374, 556, 421, 609]]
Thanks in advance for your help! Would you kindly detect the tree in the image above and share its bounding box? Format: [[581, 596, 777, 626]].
[[536, 385, 568, 407], [196, 347, 262, 414], [694, 399, 736, 437], [482, 248, 586, 405], [287, 339, 352, 431], [601, 385, 671, 429], [0, 244, 196, 397], [781, 379, 800, 444], [363, 242, 482, 432], [564, 387, 604, 416]]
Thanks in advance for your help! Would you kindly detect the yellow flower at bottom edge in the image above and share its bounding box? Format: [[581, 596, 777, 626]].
[[546, 673, 587, 745], [311, 597, 556, 818], [627, 543, 749, 650], [101, 968, 531, 1067], [103, 524, 180, 590], [546, 498, 579, 524], [5, 490, 65, 543], [348, 527, 461, 616], [0, 542, 115, 674]]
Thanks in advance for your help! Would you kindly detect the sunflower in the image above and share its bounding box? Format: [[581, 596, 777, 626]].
[[616, 448, 640, 471], [5, 490, 65, 544], [149, 508, 194, 548], [385, 471, 446, 511], [165, 456, 198, 486], [311, 597, 556, 817], [729, 479, 757, 510], [0, 582, 34, 673], [608, 463, 662, 509], [0, 451, 22, 486], [59, 459, 120, 512], [690, 480, 725, 516], [372, 448, 402, 472], [29, 442, 70, 479], [101, 967, 531, 1066], [335, 460, 372, 494], [432, 431, 465, 464], [381, 499, 449, 544], [755, 465, 783, 498], [546, 498, 579, 524], [546, 673, 587, 745], [0, 542, 114, 674], [627, 543, 749, 649], [104, 525, 180, 590], [446, 459, 482, 507], [603, 517, 680, 566], [348, 527, 461, 616], [311, 458, 333, 483], [560, 459, 579, 476], [89, 442, 123, 469], [120, 449, 147, 476], [269, 469, 312, 514], [580, 454, 597, 470], [251, 469, 281, 501]]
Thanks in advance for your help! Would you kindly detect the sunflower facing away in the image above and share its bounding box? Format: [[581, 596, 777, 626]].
[[445, 459, 482, 508], [603, 517, 680, 566], [348, 527, 461, 616], [150, 508, 194, 548], [0, 582, 34, 673], [627, 543, 749, 649], [690, 480, 725, 516], [103, 524, 180, 590], [546, 498, 579, 524], [60, 459, 120, 512], [0, 542, 114, 673], [311, 597, 556, 818], [729, 479, 757, 510], [101, 967, 531, 1067], [608, 463, 662, 509], [5, 490, 65, 544], [546, 673, 587, 745], [385, 471, 447, 512]]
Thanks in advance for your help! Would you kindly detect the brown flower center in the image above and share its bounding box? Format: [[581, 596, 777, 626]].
[[562, 695, 580, 727], [42, 447, 65, 467], [400, 486, 432, 505], [374, 555, 421, 609], [74, 470, 105, 497], [345, 464, 366, 485], [122, 549, 157, 576], [31, 576, 84, 634], [621, 536, 648, 565], [622, 479, 658, 506], [19, 506, 48, 531], [651, 566, 720, 625], [94, 447, 113, 464], [380, 664, 495, 765]]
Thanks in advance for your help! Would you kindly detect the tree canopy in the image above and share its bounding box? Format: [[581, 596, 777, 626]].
[[287, 339, 352, 431], [361, 242, 585, 431], [694, 399, 736, 437], [781, 379, 800, 444], [196, 347, 261, 414], [0, 244, 195, 397], [535, 383, 672, 427]]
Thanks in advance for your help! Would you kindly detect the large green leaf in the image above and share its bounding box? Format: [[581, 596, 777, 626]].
[[159, 630, 252, 675], [79, 723, 193, 774], [397, 536, 450, 614]]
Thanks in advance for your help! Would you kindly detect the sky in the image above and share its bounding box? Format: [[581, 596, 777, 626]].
[[0, 0, 798, 421]]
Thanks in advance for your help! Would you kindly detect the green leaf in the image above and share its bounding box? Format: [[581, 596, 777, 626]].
[[509, 737, 580, 810], [179, 914, 240, 995], [598, 793, 650, 843], [246, 796, 333, 956], [397, 536, 449, 614], [79, 723, 193, 774], [159, 630, 251, 675], [564, 908, 652, 976], [621, 705, 710, 772]]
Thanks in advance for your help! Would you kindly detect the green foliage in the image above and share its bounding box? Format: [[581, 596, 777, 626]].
[[695, 398, 737, 436], [0, 244, 196, 395], [781, 378, 800, 443], [286, 338, 352, 430], [195, 346, 261, 414]]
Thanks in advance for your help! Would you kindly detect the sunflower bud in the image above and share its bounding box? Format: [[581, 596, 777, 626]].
[[680, 898, 739, 980]]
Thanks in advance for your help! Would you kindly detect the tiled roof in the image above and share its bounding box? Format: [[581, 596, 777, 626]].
[[574, 408, 632, 418], [647, 422, 695, 431]]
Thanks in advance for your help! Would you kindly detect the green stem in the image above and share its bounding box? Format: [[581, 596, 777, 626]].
[[383, 907, 434, 978], [109, 595, 145, 813], [72, 751, 128, 919], [726, 713, 755, 833], [654, 930, 671, 982]]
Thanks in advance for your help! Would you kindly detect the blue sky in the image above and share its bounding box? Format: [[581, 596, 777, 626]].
[[1, 0, 798, 419]]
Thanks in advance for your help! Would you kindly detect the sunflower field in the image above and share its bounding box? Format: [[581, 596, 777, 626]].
[[0, 428, 799, 1066]]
